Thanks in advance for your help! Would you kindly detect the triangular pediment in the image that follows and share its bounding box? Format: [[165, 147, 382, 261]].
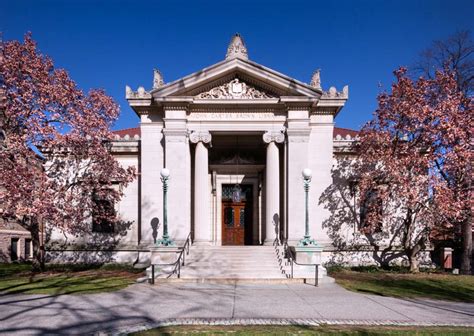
[[151, 58, 321, 99]]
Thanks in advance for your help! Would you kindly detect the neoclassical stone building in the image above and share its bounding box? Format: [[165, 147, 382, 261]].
[[48, 35, 360, 269], [114, 34, 351, 248]]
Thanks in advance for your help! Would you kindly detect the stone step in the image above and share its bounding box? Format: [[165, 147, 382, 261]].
[[184, 262, 280, 267], [186, 251, 278, 255], [189, 253, 281, 256], [181, 267, 283, 271], [181, 268, 284, 272], [185, 254, 279, 259], [179, 275, 287, 280], [184, 258, 279, 263], [154, 278, 306, 284], [188, 251, 279, 253], [187, 250, 278, 255], [191, 245, 275, 248], [170, 246, 287, 280], [180, 273, 285, 277], [184, 260, 279, 267], [186, 253, 278, 256], [182, 264, 282, 269], [179, 271, 286, 277]]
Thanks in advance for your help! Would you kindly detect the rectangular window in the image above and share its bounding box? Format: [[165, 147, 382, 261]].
[[92, 194, 116, 233], [359, 189, 383, 232], [11, 238, 19, 261], [25, 239, 32, 259]]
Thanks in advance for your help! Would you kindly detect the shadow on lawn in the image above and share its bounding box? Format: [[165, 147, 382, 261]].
[[347, 276, 474, 302], [0, 273, 135, 297]]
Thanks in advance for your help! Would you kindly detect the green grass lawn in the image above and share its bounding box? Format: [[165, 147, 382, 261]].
[[0, 263, 145, 295], [328, 267, 474, 302], [130, 325, 474, 335]]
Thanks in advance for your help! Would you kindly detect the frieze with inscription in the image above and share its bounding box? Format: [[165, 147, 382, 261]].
[[188, 112, 284, 120]]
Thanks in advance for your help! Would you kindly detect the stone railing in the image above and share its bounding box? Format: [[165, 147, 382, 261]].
[[322, 85, 349, 99], [125, 85, 151, 99], [113, 134, 141, 141]]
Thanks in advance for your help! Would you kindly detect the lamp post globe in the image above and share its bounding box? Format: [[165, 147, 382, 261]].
[[302, 168, 312, 180], [160, 168, 170, 178]]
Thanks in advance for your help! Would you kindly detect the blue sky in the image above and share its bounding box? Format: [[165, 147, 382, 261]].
[[2, 0, 473, 131]]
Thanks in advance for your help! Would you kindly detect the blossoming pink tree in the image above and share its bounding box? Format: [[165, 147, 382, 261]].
[[355, 68, 472, 272], [425, 69, 473, 274], [0, 34, 136, 270]]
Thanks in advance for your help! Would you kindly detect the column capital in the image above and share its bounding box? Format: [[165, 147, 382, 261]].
[[189, 131, 212, 144], [263, 130, 285, 144]]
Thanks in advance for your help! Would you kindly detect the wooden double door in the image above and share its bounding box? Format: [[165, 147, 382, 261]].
[[222, 184, 252, 245]]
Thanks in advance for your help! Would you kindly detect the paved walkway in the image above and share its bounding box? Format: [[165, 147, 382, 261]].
[[0, 282, 473, 335]]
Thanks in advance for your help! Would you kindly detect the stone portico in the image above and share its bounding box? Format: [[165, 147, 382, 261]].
[[125, 34, 348, 249]]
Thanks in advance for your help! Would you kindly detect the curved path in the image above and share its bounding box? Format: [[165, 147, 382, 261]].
[[0, 282, 473, 335]]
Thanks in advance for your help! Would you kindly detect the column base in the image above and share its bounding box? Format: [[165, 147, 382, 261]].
[[192, 240, 214, 246], [263, 239, 280, 246]]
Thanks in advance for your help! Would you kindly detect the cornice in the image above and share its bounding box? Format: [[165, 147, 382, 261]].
[[281, 97, 314, 111], [162, 102, 190, 111], [162, 129, 188, 137], [286, 128, 311, 137], [110, 140, 140, 154]]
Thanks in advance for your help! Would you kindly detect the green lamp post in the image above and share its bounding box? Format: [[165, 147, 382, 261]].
[[299, 168, 318, 246], [156, 168, 174, 246]]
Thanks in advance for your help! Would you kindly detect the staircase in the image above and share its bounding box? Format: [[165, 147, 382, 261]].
[[146, 244, 333, 284], [177, 246, 287, 281]]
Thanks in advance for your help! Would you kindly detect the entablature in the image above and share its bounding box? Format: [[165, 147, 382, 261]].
[[110, 137, 140, 154]]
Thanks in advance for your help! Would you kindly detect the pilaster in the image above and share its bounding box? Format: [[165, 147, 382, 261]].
[[190, 131, 212, 244], [308, 112, 335, 246], [286, 108, 311, 244], [139, 111, 164, 246], [163, 106, 191, 242]]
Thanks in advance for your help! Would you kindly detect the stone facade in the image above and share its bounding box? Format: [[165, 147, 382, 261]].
[[46, 35, 396, 266], [119, 34, 346, 250]]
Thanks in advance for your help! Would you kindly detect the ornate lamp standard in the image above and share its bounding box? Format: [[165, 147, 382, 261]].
[[299, 168, 317, 246], [156, 168, 174, 246]]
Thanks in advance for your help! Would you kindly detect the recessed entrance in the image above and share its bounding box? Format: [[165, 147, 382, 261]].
[[221, 184, 253, 245]]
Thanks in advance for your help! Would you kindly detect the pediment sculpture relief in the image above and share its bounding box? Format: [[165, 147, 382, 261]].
[[196, 78, 275, 99]]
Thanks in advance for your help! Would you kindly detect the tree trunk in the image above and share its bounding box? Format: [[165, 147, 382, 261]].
[[460, 217, 472, 274], [408, 253, 420, 273], [30, 219, 45, 271], [407, 239, 425, 273]]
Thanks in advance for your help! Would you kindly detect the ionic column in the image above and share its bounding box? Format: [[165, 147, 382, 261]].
[[263, 131, 285, 245], [190, 131, 212, 244]]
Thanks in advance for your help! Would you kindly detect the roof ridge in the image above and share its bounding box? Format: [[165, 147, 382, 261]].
[[334, 126, 358, 131]]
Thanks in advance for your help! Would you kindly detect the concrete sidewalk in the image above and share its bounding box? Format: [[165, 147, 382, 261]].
[[0, 282, 473, 335]]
